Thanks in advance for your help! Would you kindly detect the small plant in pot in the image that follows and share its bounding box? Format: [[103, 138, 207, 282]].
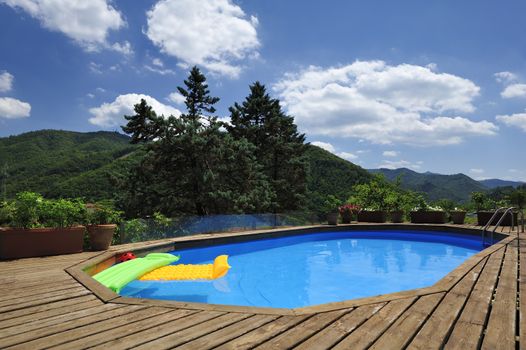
[[86, 202, 122, 251], [323, 195, 342, 225], [385, 192, 405, 223], [339, 204, 360, 224]]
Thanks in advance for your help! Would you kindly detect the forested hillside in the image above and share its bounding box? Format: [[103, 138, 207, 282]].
[[0, 130, 136, 199], [0, 130, 372, 210]]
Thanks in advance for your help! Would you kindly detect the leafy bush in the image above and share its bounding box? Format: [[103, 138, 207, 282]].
[[12, 192, 44, 228], [87, 202, 122, 225], [1, 191, 87, 228], [471, 192, 495, 211], [40, 198, 87, 228], [0, 201, 14, 226], [321, 195, 342, 213]]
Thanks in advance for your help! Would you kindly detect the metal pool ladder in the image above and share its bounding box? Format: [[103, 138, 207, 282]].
[[482, 207, 516, 246]]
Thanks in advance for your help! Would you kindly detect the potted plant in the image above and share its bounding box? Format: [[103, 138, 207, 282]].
[[449, 204, 467, 225], [339, 204, 360, 224], [385, 192, 405, 223], [351, 177, 388, 223], [471, 192, 517, 226], [86, 202, 122, 250], [323, 195, 341, 225], [0, 192, 86, 260], [409, 195, 447, 224]]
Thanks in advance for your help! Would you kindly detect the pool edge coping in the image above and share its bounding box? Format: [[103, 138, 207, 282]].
[[66, 224, 516, 315]]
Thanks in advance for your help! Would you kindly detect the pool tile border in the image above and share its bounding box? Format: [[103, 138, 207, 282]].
[[66, 224, 514, 315]]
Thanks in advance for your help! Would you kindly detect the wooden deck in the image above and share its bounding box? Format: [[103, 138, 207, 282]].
[[0, 225, 523, 349]]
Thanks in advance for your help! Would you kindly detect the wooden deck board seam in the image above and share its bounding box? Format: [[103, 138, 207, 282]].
[[437, 255, 491, 348], [478, 243, 510, 348], [289, 305, 385, 350]]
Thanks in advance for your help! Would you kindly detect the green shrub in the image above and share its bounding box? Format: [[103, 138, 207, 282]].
[[12, 192, 44, 228], [40, 198, 87, 227], [87, 202, 122, 225], [0, 201, 15, 226]]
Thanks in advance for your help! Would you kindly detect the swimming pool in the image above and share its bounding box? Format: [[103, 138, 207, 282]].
[[119, 230, 484, 308]]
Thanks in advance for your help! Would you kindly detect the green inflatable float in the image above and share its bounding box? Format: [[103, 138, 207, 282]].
[[93, 253, 180, 293]]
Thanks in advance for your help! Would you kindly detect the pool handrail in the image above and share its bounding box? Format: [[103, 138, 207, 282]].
[[482, 207, 515, 245]]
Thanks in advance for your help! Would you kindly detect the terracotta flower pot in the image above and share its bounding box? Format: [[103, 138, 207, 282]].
[[390, 211, 404, 223], [87, 224, 116, 251], [0, 226, 85, 260], [450, 211, 466, 224], [410, 211, 447, 224], [357, 210, 387, 223], [327, 212, 339, 226]]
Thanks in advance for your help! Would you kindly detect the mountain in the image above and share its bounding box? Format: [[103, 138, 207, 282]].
[[305, 145, 372, 209], [479, 179, 526, 189], [0, 130, 373, 208], [369, 167, 487, 203], [0, 130, 137, 200]]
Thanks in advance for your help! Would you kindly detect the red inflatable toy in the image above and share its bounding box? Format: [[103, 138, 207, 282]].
[[118, 252, 136, 263]]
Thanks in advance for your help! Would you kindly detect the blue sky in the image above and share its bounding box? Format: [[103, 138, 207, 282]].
[[0, 0, 525, 181]]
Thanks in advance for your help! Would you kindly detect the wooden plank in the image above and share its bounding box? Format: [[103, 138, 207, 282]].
[[444, 245, 505, 349], [253, 309, 350, 350], [293, 303, 384, 350], [214, 315, 311, 350], [333, 297, 416, 350], [0, 285, 89, 309], [0, 299, 101, 330], [407, 259, 485, 349], [369, 293, 445, 349], [0, 287, 91, 314], [0, 302, 124, 338], [174, 314, 278, 350], [481, 241, 518, 349], [0, 280, 80, 302], [49, 309, 197, 350], [133, 313, 252, 350], [0, 305, 145, 349], [0, 294, 97, 322], [89, 311, 225, 350]]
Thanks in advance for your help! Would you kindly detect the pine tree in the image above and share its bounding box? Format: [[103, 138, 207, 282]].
[[228, 82, 308, 212], [121, 67, 273, 216]]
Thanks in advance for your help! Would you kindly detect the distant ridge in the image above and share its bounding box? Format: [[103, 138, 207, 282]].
[[479, 178, 526, 189], [369, 167, 487, 203]]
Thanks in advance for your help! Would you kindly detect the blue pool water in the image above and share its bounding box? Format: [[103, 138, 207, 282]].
[[119, 230, 484, 308]]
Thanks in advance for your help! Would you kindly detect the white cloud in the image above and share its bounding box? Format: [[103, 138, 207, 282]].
[[501, 84, 526, 99], [2, 0, 125, 51], [0, 71, 14, 92], [311, 141, 335, 153], [145, 0, 260, 78], [378, 159, 421, 170], [0, 97, 31, 118], [89, 93, 181, 127], [311, 141, 357, 160], [111, 41, 133, 56], [152, 58, 164, 67], [274, 61, 497, 146], [496, 111, 526, 132], [469, 168, 484, 174], [89, 62, 103, 74], [382, 150, 398, 157], [167, 92, 186, 105], [86, 93, 95, 99], [494, 71, 518, 84], [337, 151, 358, 161], [145, 65, 175, 76]]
